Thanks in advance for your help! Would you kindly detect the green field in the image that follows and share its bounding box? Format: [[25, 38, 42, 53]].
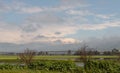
[[0, 70, 65, 73], [0, 55, 118, 61]]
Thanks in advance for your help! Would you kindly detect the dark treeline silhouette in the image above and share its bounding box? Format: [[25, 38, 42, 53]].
[[0, 48, 120, 56], [75, 48, 120, 56]]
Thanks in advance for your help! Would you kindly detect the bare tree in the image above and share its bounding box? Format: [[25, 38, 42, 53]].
[[18, 48, 35, 65], [87, 49, 93, 61], [80, 44, 88, 63]]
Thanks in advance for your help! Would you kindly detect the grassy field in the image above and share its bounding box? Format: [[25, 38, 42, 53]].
[[0, 70, 65, 73], [0, 55, 118, 59], [0, 55, 118, 61]]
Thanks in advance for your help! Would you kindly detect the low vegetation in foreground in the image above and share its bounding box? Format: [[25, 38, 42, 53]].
[[0, 60, 79, 73], [0, 48, 120, 73], [0, 60, 120, 73], [84, 60, 120, 73]]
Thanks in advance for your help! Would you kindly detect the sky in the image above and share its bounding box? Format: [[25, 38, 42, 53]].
[[0, 0, 120, 52]]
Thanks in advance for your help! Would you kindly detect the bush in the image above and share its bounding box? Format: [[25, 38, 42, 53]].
[[1, 60, 120, 73], [0, 64, 28, 70], [28, 60, 77, 72], [0, 60, 78, 72], [84, 60, 120, 73]]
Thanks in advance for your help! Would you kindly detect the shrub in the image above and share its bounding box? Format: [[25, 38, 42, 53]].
[[28, 60, 77, 72], [84, 60, 120, 73]]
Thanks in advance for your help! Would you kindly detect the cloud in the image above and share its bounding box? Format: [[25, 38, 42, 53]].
[[0, 1, 11, 12], [95, 14, 115, 19], [0, 0, 120, 45], [54, 32, 61, 35], [18, 12, 120, 44], [0, 10, 120, 44], [0, 42, 81, 52], [79, 21, 120, 30], [0, 30, 21, 43], [61, 0, 88, 7], [0, 0, 88, 14], [85, 36, 120, 51], [22, 23, 42, 32], [66, 9, 116, 20], [0, 22, 22, 43], [43, 0, 89, 12], [25, 13, 64, 24], [19, 7, 43, 14], [56, 38, 80, 44], [66, 10, 91, 16], [0, 1, 43, 14], [1, 35, 120, 52], [21, 13, 78, 38]]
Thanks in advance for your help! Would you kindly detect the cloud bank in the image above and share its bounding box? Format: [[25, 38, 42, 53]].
[[0, 0, 120, 52]]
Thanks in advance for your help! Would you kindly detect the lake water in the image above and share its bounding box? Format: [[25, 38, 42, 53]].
[[75, 62, 84, 67]]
